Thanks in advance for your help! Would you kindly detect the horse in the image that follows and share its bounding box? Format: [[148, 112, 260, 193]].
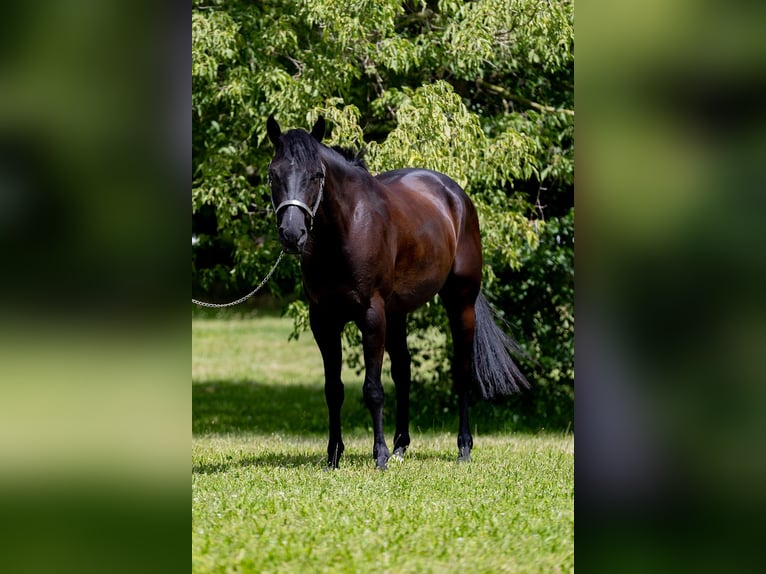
[[266, 115, 529, 469]]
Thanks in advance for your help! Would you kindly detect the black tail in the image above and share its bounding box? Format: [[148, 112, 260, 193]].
[[472, 293, 530, 399]]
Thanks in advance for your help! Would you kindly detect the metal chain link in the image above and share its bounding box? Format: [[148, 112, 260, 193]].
[[192, 250, 286, 308]]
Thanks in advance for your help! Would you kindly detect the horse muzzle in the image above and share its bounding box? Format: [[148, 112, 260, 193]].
[[278, 228, 307, 254], [277, 206, 309, 254]]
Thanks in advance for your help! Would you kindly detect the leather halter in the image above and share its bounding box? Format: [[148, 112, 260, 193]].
[[272, 163, 326, 229]]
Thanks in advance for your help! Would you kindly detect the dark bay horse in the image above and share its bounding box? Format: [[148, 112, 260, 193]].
[[266, 115, 528, 469]]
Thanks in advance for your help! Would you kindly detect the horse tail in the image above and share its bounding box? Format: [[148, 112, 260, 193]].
[[472, 293, 531, 399]]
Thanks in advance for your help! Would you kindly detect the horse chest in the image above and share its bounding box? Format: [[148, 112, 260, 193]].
[[300, 253, 372, 309]]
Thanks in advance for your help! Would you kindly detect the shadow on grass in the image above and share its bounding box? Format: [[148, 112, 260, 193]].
[[193, 452, 321, 474], [193, 379, 364, 436], [192, 446, 456, 475], [193, 379, 526, 438], [192, 452, 376, 474]]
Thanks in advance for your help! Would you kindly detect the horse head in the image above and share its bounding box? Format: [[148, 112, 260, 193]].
[[266, 115, 326, 254]]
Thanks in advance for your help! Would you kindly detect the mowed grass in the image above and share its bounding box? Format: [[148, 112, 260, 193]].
[[193, 313, 573, 573]]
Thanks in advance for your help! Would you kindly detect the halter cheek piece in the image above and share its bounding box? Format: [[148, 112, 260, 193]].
[[272, 163, 326, 230]]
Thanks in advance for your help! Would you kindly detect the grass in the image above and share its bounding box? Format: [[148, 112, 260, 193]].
[[193, 313, 573, 573]]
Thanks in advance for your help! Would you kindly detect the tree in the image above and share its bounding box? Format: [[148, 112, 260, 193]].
[[192, 0, 573, 429]]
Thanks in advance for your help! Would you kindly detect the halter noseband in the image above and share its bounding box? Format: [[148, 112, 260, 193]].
[[272, 163, 326, 228]]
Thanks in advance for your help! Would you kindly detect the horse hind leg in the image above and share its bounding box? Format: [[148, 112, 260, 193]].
[[451, 303, 477, 462], [440, 280, 479, 463], [386, 313, 411, 460]]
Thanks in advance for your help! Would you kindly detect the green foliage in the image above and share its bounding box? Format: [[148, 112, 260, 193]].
[[487, 208, 574, 429], [192, 0, 574, 428]]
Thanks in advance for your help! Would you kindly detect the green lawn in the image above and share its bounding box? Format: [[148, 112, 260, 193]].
[[193, 313, 573, 573]]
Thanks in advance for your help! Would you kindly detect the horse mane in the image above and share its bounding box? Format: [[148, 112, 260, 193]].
[[278, 128, 368, 172], [330, 145, 369, 171]]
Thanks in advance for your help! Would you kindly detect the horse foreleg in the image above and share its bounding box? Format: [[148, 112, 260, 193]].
[[386, 313, 411, 460], [358, 296, 390, 469], [311, 305, 345, 469]]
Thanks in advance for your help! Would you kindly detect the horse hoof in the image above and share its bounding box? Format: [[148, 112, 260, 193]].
[[392, 448, 406, 462], [375, 453, 390, 470], [376, 463, 388, 471], [457, 453, 471, 463]]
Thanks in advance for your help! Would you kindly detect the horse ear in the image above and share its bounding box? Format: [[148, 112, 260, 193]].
[[310, 115, 325, 142], [267, 114, 281, 146]]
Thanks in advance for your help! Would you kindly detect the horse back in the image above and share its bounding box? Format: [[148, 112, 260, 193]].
[[375, 168, 475, 249]]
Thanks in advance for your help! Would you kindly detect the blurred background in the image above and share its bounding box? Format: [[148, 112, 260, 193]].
[[578, 1, 766, 572], [0, 1, 188, 573]]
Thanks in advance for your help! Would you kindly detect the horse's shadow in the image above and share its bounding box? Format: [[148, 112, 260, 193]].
[[192, 450, 454, 474], [193, 378, 524, 472], [193, 453, 321, 474]]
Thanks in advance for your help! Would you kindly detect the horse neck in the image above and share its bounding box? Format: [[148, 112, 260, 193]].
[[315, 149, 367, 230]]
